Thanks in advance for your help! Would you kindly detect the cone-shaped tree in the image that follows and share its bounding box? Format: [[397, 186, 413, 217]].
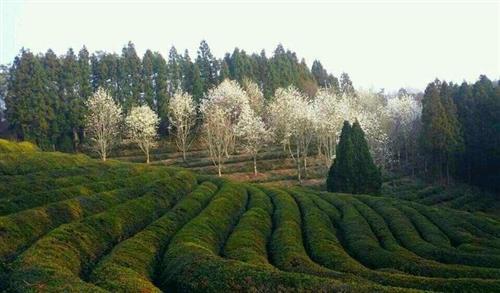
[[327, 121, 355, 193], [327, 120, 381, 194], [350, 120, 382, 194]]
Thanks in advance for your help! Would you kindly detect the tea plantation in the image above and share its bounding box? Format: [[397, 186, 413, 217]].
[[1, 140, 500, 292]]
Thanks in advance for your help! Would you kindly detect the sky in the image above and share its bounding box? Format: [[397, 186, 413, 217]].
[[1, 0, 499, 92]]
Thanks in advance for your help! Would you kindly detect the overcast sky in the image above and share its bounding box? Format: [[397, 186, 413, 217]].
[[1, 0, 499, 91]]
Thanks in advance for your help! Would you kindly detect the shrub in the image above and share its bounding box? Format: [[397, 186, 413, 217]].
[[8, 171, 196, 292], [89, 181, 218, 292], [0, 139, 39, 153], [223, 185, 274, 267]]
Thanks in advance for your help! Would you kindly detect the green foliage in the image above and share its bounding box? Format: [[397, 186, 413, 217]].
[[223, 185, 274, 267], [1, 148, 500, 292], [327, 121, 381, 194], [8, 171, 196, 292], [89, 181, 218, 292], [0, 139, 38, 153]]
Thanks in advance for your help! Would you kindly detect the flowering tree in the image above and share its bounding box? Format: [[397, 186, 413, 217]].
[[235, 106, 272, 175], [201, 79, 250, 176], [125, 105, 159, 164], [385, 94, 422, 168], [84, 88, 122, 161], [242, 78, 265, 115], [311, 89, 345, 167], [268, 86, 314, 183], [168, 90, 197, 161]]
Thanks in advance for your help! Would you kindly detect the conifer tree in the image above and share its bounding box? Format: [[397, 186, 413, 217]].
[[327, 121, 355, 193], [167, 46, 182, 97], [327, 120, 381, 194], [351, 120, 382, 194], [196, 40, 218, 92], [142, 50, 155, 108]]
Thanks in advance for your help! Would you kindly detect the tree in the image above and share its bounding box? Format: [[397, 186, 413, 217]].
[[168, 90, 197, 161], [340, 72, 355, 96], [118, 41, 142, 111], [420, 80, 463, 183], [268, 86, 314, 182], [142, 50, 156, 108], [125, 104, 159, 164], [327, 120, 381, 194], [235, 106, 271, 175], [385, 94, 421, 171], [201, 79, 249, 176], [167, 46, 182, 97], [84, 88, 122, 161], [327, 121, 355, 193], [196, 40, 218, 92], [350, 120, 382, 194]]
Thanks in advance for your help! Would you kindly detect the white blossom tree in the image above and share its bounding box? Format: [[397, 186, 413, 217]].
[[235, 106, 272, 175], [201, 79, 250, 176], [125, 104, 159, 164], [168, 90, 197, 161], [85, 87, 122, 161], [268, 86, 315, 183], [385, 94, 422, 169]]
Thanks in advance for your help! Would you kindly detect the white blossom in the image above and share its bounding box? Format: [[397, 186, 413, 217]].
[[84, 88, 122, 161], [201, 79, 250, 176], [168, 90, 197, 161], [268, 86, 315, 182], [234, 106, 272, 175], [125, 104, 159, 164]]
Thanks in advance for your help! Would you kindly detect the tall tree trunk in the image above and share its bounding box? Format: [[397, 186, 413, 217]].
[[253, 155, 257, 175]]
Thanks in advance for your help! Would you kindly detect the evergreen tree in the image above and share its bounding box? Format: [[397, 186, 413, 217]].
[[351, 120, 382, 194], [6, 50, 51, 148], [142, 50, 155, 108], [327, 120, 381, 194], [60, 48, 81, 151], [340, 72, 355, 96], [196, 40, 218, 92], [327, 121, 355, 193], [191, 64, 204, 105], [119, 41, 142, 111], [41, 49, 61, 149], [76, 46, 92, 150], [167, 46, 182, 97], [152, 52, 169, 135]]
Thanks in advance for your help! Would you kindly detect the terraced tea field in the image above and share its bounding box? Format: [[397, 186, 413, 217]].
[[2, 141, 500, 292]]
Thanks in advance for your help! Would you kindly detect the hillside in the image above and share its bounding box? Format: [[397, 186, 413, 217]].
[[1, 141, 500, 292]]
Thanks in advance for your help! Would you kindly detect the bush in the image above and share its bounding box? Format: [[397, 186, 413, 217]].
[[89, 181, 218, 292], [0, 139, 39, 153], [8, 171, 196, 292], [223, 185, 274, 267]]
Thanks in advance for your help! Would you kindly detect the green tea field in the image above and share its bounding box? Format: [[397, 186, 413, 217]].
[[1, 140, 500, 292]]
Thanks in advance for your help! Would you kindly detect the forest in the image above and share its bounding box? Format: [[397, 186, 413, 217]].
[[1, 41, 498, 192]]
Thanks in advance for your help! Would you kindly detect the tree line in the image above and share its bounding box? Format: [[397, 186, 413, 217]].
[[1, 41, 351, 151], [419, 76, 500, 192]]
